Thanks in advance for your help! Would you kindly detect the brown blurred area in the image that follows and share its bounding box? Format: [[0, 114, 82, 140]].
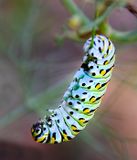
[[0, 0, 137, 160]]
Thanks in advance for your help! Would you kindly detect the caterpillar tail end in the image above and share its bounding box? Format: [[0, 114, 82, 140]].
[[31, 121, 49, 143]]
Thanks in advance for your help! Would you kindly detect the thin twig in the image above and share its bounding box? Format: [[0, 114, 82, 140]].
[[60, 0, 90, 25], [110, 26, 137, 43], [78, 2, 119, 35]]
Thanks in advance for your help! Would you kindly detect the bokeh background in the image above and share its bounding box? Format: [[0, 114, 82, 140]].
[[0, 0, 137, 160]]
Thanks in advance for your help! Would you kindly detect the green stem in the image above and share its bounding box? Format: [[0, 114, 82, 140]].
[[60, 0, 90, 25], [110, 27, 137, 43], [58, 30, 80, 42], [79, 2, 119, 35], [89, 1, 98, 47]]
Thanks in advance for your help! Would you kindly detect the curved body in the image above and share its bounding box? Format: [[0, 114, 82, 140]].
[[31, 35, 115, 144]]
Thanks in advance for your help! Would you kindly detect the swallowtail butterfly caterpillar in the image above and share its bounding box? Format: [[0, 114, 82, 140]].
[[31, 35, 115, 144]]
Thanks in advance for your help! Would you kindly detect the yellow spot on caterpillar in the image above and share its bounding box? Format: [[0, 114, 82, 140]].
[[71, 125, 79, 134], [83, 108, 90, 114], [109, 45, 112, 50], [51, 137, 55, 144], [79, 118, 86, 124], [104, 60, 109, 65], [102, 44, 105, 53], [62, 130, 71, 141], [95, 84, 101, 90], [31, 128, 34, 133], [89, 97, 96, 104], [101, 37, 105, 41], [62, 133, 69, 141], [104, 54, 108, 58], [101, 46, 105, 53], [36, 136, 45, 143], [33, 132, 39, 137], [110, 67, 114, 72], [71, 125, 77, 130], [102, 49, 104, 53], [100, 70, 106, 76]]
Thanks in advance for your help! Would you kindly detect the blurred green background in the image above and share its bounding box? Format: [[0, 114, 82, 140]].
[[0, 0, 137, 160]]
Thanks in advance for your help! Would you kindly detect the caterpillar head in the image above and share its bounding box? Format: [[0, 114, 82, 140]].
[[83, 35, 115, 60], [31, 121, 49, 143]]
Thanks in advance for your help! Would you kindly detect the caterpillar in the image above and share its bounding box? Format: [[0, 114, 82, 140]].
[[31, 34, 115, 144]]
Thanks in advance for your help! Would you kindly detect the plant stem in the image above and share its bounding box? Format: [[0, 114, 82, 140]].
[[78, 2, 118, 35], [60, 0, 90, 25], [109, 27, 137, 43]]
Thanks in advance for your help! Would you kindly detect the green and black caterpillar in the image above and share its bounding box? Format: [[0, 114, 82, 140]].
[[31, 34, 115, 144]]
